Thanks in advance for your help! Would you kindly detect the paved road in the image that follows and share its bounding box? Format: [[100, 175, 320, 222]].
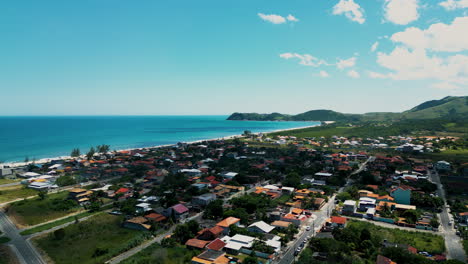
[[107, 212, 203, 264], [0, 210, 45, 264], [274, 157, 372, 264], [429, 170, 466, 262]]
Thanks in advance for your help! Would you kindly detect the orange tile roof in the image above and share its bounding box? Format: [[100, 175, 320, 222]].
[[185, 239, 210, 249], [291, 208, 303, 215], [216, 217, 240, 228]]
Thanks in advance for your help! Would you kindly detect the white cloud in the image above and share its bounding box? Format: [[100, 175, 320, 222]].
[[440, 0, 468, 10], [332, 0, 366, 24], [384, 0, 419, 25], [258, 13, 286, 24], [371, 42, 379, 52], [376, 47, 468, 85], [336, 57, 357, 69], [432, 82, 461, 90], [368, 71, 388, 79], [279, 53, 327, 67], [390, 16, 468, 52], [372, 16, 468, 88], [287, 14, 299, 22], [347, 70, 360, 78], [319, 70, 330, 78]]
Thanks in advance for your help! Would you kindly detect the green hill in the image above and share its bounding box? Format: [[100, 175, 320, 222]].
[[227, 96, 467, 122]]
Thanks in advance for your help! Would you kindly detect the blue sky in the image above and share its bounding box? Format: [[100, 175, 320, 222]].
[[1, 0, 467, 115]]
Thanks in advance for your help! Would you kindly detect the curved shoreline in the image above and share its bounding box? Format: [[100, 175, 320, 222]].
[[1, 123, 320, 168]]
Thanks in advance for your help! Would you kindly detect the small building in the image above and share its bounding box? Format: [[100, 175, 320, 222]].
[[342, 200, 356, 215], [221, 234, 255, 255], [191, 250, 230, 264], [313, 198, 326, 210], [185, 238, 210, 250], [136, 202, 152, 214], [123, 217, 151, 231], [271, 220, 292, 230], [329, 216, 347, 228], [247, 221, 275, 234], [216, 217, 241, 235], [358, 197, 376, 212], [192, 193, 216, 207], [435, 161, 451, 172], [19, 172, 41, 178], [197, 226, 225, 241], [206, 238, 227, 251]]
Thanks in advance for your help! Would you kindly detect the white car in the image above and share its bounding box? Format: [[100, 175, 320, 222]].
[[306, 226, 311, 231]]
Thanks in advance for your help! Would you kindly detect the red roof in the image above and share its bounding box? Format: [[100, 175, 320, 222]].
[[185, 239, 209, 249], [330, 216, 347, 225], [407, 245, 417, 254], [206, 238, 226, 251], [172, 203, 189, 214], [116, 188, 130, 194]]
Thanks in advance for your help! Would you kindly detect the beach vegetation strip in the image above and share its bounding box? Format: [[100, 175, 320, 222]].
[[34, 214, 147, 264], [6, 191, 81, 226]]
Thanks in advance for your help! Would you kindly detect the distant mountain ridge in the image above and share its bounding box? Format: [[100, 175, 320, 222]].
[[227, 96, 468, 122]]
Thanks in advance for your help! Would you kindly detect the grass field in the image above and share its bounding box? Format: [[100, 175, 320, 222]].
[[121, 243, 199, 264], [269, 126, 352, 138], [464, 240, 468, 256], [7, 191, 81, 226], [0, 178, 21, 185], [0, 185, 38, 204], [35, 214, 143, 264], [0, 245, 18, 264], [347, 220, 445, 254], [424, 149, 468, 163], [20, 211, 98, 236]]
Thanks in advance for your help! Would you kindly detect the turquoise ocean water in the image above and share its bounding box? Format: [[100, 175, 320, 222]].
[[0, 116, 318, 162]]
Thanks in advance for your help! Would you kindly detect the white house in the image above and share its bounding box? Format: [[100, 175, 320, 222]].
[[248, 221, 275, 234]]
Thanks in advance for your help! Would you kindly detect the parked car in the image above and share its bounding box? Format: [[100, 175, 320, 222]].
[[306, 226, 311, 231]]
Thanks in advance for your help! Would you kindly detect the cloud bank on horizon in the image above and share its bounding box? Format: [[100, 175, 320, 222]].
[[270, 0, 468, 92]]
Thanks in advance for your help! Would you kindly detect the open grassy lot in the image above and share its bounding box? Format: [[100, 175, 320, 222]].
[[121, 243, 199, 264], [424, 149, 468, 164], [347, 220, 445, 254], [0, 245, 19, 264], [0, 178, 20, 185], [0, 185, 38, 204], [20, 211, 98, 236], [269, 126, 352, 138], [7, 191, 81, 226], [35, 214, 144, 264]]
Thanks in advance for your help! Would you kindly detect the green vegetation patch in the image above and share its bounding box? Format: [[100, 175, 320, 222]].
[[7, 191, 81, 226], [35, 214, 144, 264], [20, 211, 98, 236], [0, 185, 38, 204], [0, 237, 11, 244], [347, 220, 445, 254], [0, 178, 21, 185], [121, 243, 199, 264]]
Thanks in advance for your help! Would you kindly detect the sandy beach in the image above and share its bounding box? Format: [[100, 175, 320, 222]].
[[1, 123, 320, 168]]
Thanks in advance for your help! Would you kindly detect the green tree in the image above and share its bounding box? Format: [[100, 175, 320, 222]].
[[203, 199, 224, 219], [38, 191, 48, 200], [70, 148, 81, 157], [53, 228, 65, 240], [86, 147, 96, 160], [243, 256, 258, 264]]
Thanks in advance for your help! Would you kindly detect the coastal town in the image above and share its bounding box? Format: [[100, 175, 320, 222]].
[[0, 130, 466, 264]]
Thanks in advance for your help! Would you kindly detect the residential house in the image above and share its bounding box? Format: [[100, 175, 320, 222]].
[[197, 226, 225, 241], [435, 161, 451, 172], [163, 203, 189, 221], [185, 238, 210, 250], [376, 255, 396, 264], [191, 250, 231, 264], [216, 217, 241, 235], [271, 220, 292, 230], [328, 216, 347, 228], [247, 221, 275, 234], [221, 234, 255, 255], [192, 193, 216, 207], [123, 217, 151, 231], [342, 200, 356, 215], [206, 238, 226, 251]]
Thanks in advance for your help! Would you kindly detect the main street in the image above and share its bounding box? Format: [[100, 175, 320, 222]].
[[274, 157, 372, 264], [0, 210, 45, 264], [429, 169, 466, 262]]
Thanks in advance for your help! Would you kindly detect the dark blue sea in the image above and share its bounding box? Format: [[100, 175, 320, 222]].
[[0, 116, 318, 162]]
